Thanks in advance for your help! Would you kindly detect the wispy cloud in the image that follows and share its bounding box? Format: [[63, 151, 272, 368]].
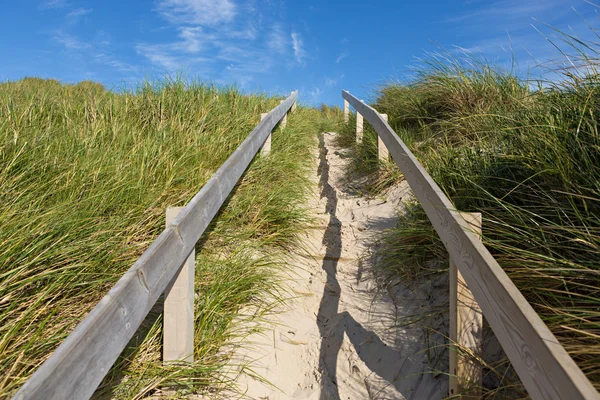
[[325, 74, 344, 87], [136, 25, 218, 73], [446, 0, 567, 24], [136, 45, 181, 71], [267, 24, 287, 54], [176, 27, 211, 53], [52, 30, 136, 73], [156, 0, 236, 26], [335, 52, 348, 63], [310, 87, 321, 103], [226, 24, 258, 40], [303, 74, 345, 105], [442, 0, 597, 72], [224, 60, 269, 74], [43, 0, 69, 9], [291, 32, 306, 64], [139, 0, 304, 82], [135, 47, 214, 74], [53, 31, 91, 50], [66, 8, 93, 23], [94, 53, 137, 73]]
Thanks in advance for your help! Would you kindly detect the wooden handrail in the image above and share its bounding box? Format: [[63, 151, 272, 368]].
[[342, 90, 599, 400], [13, 91, 298, 400]]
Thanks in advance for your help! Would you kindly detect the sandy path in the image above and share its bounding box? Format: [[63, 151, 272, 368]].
[[231, 132, 447, 399]]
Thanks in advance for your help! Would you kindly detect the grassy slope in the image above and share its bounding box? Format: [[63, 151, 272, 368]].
[[338, 59, 600, 396], [0, 78, 327, 398]]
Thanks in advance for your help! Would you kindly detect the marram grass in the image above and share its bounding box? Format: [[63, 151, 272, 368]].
[[0, 77, 325, 398], [339, 46, 600, 396]]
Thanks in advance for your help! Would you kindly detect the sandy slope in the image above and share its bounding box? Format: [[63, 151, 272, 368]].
[[230, 132, 448, 399]]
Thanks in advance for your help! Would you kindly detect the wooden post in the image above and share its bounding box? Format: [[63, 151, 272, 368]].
[[291, 91, 297, 112], [164, 207, 195, 363], [280, 100, 287, 129], [260, 112, 270, 156], [378, 113, 389, 161], [356, 100, 364, 144], [450, 212, 483, 398], [344, 99, 349, 123]]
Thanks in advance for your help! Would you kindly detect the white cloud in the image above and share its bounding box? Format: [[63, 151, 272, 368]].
[[136, 25, 218, 72], [52, 30, 136, 73], [43, 0, 69, 8], [136, 26, 214, 71], [310, 87, 321, 103], [325, 75, 344, 87], [267, 25, 287, 54], [291, 32, 306, 64], [443, 1, 600, 74], [224, 60, 268, 73], [94, 53, 137, 73], [94, 31, 111, 46], [67, 8, 93, 23], [139, 0, 302, 80], [136, 43, 212, 73], [175, 27, 210, 53], [157, 0, 236, 26], [217, 44, 253, 62], [336, 52, 348, 63], [53, 31, 91, 50], [136, 45, 180, 71], [227, 25, 258, 40], [446, 0, 567, 24]]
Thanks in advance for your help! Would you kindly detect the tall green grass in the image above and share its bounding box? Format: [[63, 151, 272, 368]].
[[339, 47, 600, 396], [0, 77, 322, 398]]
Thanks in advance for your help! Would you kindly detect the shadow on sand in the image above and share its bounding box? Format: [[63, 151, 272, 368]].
[[315, 134, 434, 400]]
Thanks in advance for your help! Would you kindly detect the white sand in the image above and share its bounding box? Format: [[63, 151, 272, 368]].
[[228, 132, 448, 399]]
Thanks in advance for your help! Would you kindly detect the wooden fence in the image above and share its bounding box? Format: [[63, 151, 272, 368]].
[[12, 91, 298, 400], [343, 90, 599, 400]]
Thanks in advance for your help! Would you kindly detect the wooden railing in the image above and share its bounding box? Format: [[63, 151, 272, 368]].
[[13, 91, 298, 400], [342, 90, 599, 400]]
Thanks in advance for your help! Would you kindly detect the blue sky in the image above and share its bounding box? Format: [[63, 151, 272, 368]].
[[1, 0, 599, 105]]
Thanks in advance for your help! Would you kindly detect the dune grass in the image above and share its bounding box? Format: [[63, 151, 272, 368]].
[[0, 77, 325, 398], [337, 45, 600, 396]]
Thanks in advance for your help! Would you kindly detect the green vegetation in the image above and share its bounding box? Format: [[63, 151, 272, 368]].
[[335, 111, 401, 194], [338, 51, 600, 396], [0, 77, 324, 398]]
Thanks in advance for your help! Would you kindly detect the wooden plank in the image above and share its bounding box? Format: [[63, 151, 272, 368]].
[[356, 104, 363, 144], [13, 91, 298, 400], [342, 90, 599, 400], [163, 207, 195, 363], [344, 98, 349, 123], [279, 100, 287, 129], [450, 212, 483, 398], [378, 113, 390, 161], [291, 90, 298, 112], [260, 113, 270, 156]]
